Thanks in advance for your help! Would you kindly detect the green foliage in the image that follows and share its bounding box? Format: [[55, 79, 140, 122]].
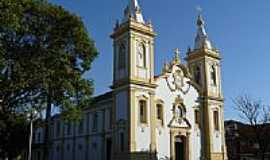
[[0, 111, 29, 159], [0, 0, 98, 113], [0, 0, 98, 157]]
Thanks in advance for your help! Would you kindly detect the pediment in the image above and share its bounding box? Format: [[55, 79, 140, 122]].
[[168, 117, 191, 129]]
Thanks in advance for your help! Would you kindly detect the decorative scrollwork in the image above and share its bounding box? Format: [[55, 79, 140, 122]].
[[159, 156, 170, 160], [165, 69, 191, 94]]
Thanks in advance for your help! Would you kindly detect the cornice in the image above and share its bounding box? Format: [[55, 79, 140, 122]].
[[111, 19, 156, 39], [111, 78, 157, 90], [186, 48, 221, 61], [201, 95, 224, 102]]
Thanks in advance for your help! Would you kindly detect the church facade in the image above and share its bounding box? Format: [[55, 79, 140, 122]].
[[33, 0, 227, 160]]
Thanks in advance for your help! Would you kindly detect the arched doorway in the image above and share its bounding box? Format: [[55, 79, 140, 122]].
[[175, 136, 185, 160], [170, 130, 190, 160]]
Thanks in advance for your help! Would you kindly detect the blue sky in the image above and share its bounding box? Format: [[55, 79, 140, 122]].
[[50, 0, 270, 120]]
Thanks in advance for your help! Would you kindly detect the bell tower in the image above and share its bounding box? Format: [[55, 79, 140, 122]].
[[110, 0, 157, 160], [111, 0, 156, 87], [187, 14, 222, 98], [186, 14, 227, 160]]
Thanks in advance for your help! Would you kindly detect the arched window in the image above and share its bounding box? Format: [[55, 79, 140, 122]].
[[120, 132, 124, 152], [174, 104, 186, 119], [194, 109, 200, 127], [109, 109, 112, 129], [56, 144, 60, 152], [139, 100, 147, 123], [156, 104, 164, 125], [37, 132, 41, 142], [78, 118, 84, 134], [66, 122, 71, 135], [92, 112, 98, 132], [118, 43, 126, 69], [213, 110, 219, 131], [175, 105, 183, 117], [67, 144, 70, 151], [137, 43, 146, 68], [210, 65, 217, 86], [78, 144, 83, 151], [56, 121, 61, 137], [194, 66, 201, 85]]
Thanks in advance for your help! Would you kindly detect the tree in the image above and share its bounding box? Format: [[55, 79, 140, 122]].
[[234, 95, 270, 160], [0, 0, 98, 159], [0, 111, 29, 159]]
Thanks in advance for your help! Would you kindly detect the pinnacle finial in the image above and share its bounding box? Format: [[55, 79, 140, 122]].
[[175, 48, 180, 56], [195, 6, 205, 27], [162, 60, 170, 74], [194, 9, 213, 50], [123, 0, 145, 23], [197, 14, 205, 27], [173, 48, 181, 64]]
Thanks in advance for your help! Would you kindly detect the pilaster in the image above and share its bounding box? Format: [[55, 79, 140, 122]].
[[149, 91, 156, 152], [129, 88, 137, 151], [150, 41, 155, 83]]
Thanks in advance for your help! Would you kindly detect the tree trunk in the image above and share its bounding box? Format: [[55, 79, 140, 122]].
[[43, 94, 52, 160]]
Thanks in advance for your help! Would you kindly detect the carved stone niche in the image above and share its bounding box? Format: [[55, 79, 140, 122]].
[[165, 66, 191, 94], [168, 96, 191, 129]]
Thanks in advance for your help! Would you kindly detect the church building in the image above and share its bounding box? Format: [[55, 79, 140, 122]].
[[33, 0, 228, 160]]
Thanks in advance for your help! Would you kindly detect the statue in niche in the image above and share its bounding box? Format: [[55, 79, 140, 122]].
[[173, 70, 184, 90], [172, 96, 186, 124], [137, 42, 146, 68]]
